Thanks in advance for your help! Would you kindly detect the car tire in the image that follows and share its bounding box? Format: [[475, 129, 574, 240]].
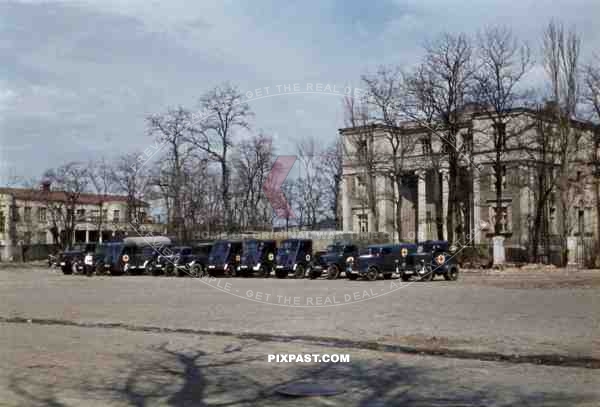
[[260, 266, 271, 278], [347, 273, 358, 281], [191, 264, 202, 278], [419, 266, 434, 282], [275, 270, 287, 279], [365, 267, 378, 281], [444, 266, 459, 281], [294, 265, 305, 279], [62, 265, 72, 275], [327, 265, 340, 280], [72, 263, 79, 275], [400, 272, 411, 282], [165, 264, 174, 276]]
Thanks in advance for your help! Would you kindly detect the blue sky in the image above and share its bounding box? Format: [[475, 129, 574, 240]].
[[1, 0, 600, 183]]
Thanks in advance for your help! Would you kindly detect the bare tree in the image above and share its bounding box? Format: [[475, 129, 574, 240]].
[[233, 134, 274, 230], [543, 20, 583, 265], [188, 84, 253, 233], [474, 26, 533, 236], [43, 162, 89, 248], [147, 107, 195, 241], [407, 33, 476, 244], [363, 66, 416, 241], [583, 57, 600, 254], [296, 137, 328, 229], [341, 95, 379, 232], [112, 153, 151, 228], [321, 136, 344, 228], [87, 158, 116, 241]]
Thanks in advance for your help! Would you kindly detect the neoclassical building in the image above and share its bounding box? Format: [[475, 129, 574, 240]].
[[339, 106, 599, 250]]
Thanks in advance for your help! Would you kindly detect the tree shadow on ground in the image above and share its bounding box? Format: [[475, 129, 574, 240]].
[[8, 342, 598, 406]]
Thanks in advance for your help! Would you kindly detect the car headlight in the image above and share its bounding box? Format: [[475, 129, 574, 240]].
[[449, 245, 457, 253], [435, 254, 446, 265], [346, 256, 354, 263]]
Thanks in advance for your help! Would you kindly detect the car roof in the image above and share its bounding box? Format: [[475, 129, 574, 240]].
[[123, 236, 172, 247]]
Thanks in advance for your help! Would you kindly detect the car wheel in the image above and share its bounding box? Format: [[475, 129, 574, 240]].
[[365, 267, 378, 281], [275, 270, 287, 279], [419, 266, 434, 282], [294, 265, 305, 279], [260, 266, 270, 278], [400, 272, 411, 282], [347, 273, 358, 281], [165, 264, 174, 276], [190, 264, 202, 277], [62, 265, 72, 275], [444, 266, 459, 281], [383, 273, 393, 280], [327, 265, 340, 280], [72, 263, 79, 275]]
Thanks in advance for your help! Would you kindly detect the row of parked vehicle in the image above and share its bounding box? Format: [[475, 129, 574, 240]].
[[49, 237, 460, 281]]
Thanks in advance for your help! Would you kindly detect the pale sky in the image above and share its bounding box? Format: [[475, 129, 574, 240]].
[[1, 0, 600, 183]]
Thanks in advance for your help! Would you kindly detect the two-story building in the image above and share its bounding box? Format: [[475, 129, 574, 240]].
[[0, 182, 163, 260]]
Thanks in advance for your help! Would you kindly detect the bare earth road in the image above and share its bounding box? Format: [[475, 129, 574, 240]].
[[0, 267, 599, 406]]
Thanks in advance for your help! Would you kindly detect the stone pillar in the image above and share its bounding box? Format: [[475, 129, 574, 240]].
[[377, 175, 390, 234], [492, 235, 505, 265], [473, 173, 481, 244], [341, 176, 352, 232], [416, 170, 427, 242], [440, 169, 449, 240], [567, 236, 578, 266]]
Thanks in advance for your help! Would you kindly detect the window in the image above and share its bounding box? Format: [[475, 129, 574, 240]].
[[113, 209, 120, 223], [0, 211, 4, 232], [577, 208, 584, 236], [421, 138, 432, 155], [138, 211, 146, 223], [76, 209, 85, 220], [357, 214, 368, 233], [23, 207, 32, 223], [37, 231, 47, 244], [102, 209, 108, 221], [66, 209, 74, 223], [494, 122, 507, 149], [91, 209, 100, 222], [490, 165, 507, 192], [38, 207, 47, 222], [463, 129, 474, 154], [489, 206, 511, 234]]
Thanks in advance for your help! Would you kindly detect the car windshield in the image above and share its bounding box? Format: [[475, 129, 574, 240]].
[[243, 240, 259, 254], [326, 244, 344, 253], [279, 240, 299, 253], [361, 247, 383, 256], [209, 242, 230, 263]]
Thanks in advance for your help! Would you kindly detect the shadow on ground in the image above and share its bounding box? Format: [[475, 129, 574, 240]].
[[9, 342, 597, 407]]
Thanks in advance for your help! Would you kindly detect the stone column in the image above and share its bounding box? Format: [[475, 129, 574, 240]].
[[567, 236, 578, 266], [342, 176, 352, 232], [492, 235, 505, 265], [416, 170, 427, 242], [377, 175, 390, 234], [440, 169, 449, 241], [472, 173, 481, 244]]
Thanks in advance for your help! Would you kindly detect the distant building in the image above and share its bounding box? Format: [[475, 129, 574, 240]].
[[0, 182, 162, 260]]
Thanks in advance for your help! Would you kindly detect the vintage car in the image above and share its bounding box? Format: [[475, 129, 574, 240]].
[[156, 246, 191, 276], [180, 242, 214, 277], [59, 243, 96, 274], [308, 242, 359, 280], [237, 239, 277, 277], [206, 240, 243, 277], [274, 239, 313, 279], [346, 243, 415, 281], [95, 236, 171, 275], [397, 240, 459, 281]]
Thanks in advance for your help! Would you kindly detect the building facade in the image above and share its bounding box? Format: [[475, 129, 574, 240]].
[[339, 107, 600, 251], [0, 183, 162, 260]]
